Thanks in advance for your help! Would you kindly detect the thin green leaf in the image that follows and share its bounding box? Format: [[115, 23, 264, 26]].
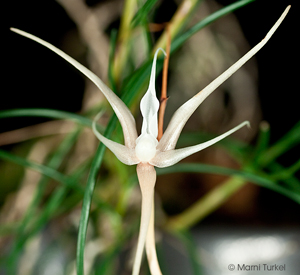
[[156, 162, 244, 178], [175, 230, 203, 275], [252, 121, 270, 167], [157, 163, 300, 204], [1, 133, 119, 274], [94, 219, 138, 275], [268, 161, 300, 193], [7, 130, 81, 274], [272, 159, 300, 180], [0, 108, 97, 129], [121, 59, 153, 103], [122, 56, 164, 105], [108, 29, 118, 95], [76, 115, 117, 275], [257, 121, 300, 167], [170, 0, 255, 54], [131, 0, 158, 27], [0, 131, 117, 274], [0, 148, 114, 212], [2, 147, 81, 273], [166, 176, 245, 231], [0, 149, 81, 191]]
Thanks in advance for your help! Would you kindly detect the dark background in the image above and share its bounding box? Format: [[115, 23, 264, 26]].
[[2, 0, 299, 225], [3, 0, 297, 134]]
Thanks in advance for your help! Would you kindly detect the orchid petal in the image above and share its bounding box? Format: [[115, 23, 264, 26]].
[[93, 114, 139, 165], [157, 6, 290, 152], [133, 164, 156, 275], [145, 197, 162, 275], [140, 48, 166, 139], [152, 121, 250, 168], [11, 28, 138, 149]]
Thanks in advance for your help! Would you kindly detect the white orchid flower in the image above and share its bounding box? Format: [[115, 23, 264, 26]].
[[11, 5, 290, 275]]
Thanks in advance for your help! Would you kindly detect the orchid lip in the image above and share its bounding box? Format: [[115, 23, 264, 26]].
[[135, 134, 157, 163]]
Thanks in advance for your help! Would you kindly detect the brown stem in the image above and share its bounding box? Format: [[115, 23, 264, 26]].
[[157, 25, 171, 141]]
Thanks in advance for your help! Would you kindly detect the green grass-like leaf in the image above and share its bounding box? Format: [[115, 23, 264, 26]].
[[175, 230, 203, 275], [257, 121, 300, 167], [108, 29, 119, 95], [76, 115, 118, 275], [157, 163, 300, 204], [131, 0, 159, 27], [0, 132, 119, 274], [0, 108, 96, 128], [0, 149, 81, 191], [171, 0, 255, 54], [0, 134, 86, 273]]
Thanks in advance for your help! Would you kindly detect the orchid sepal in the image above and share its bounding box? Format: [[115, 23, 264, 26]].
[[152, 121, 250, 168], [10, 27, 138, 149], [157, 5, 290, 152], [92, 116, 139, 165]]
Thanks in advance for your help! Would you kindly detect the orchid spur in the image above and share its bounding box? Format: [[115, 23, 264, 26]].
[[10, 5, 290, 275]]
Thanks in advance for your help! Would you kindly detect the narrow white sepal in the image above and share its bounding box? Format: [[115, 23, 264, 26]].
[[10, 28, 138, 149], [145, 198, 162, 275], [151, 121, 250, 168], [140, 48, 166, 139], [132, 164, 156, 275], [92, 113, 139, 165], [157, 6, 290, 152]]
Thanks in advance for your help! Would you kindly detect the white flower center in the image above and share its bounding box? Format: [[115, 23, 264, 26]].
[[135, 134, 157, 162]]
